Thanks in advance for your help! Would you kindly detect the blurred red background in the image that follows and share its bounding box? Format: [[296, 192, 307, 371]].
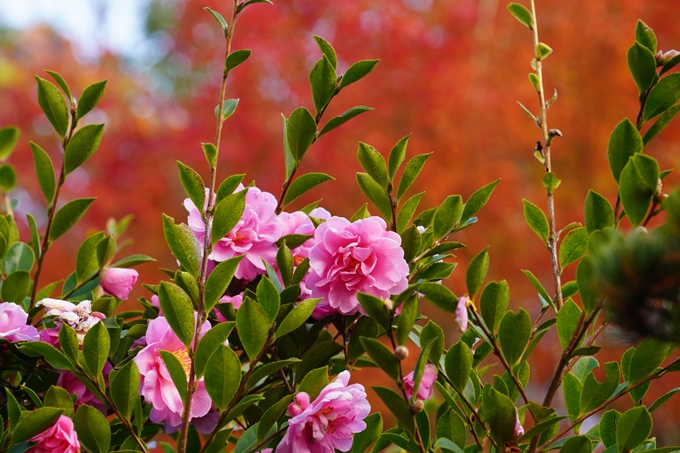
[[2, 0, 680, 446]]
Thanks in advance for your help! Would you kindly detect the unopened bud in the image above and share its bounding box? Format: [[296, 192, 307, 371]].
[[411, 400, 425, 413], [394, 345, 409, 360], [656, 49, 680, 66], [383, 298, 394, 311]]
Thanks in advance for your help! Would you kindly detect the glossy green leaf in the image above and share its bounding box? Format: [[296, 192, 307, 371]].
[[361, 337, 400, 381], [559, 227, 588, 268], [418, 281, 458, 313], [35, 76, 69, 137], [372, 386, 414, 434], [420, 320, 444, 364], [357, 292, 391, 332], [557, 298, 582, 349], [482, 386, 516, 446], [257, 394, 294, 442], [434, 195, 463, 239], [480, 280, 509, 333], [616, 407, 652, 453], [358, 142, 388, 188], [75, 404, 111, 453], [498, 308, 531, 365], [284, 172, 335, 206], [30, 142, 56, 204], [110, 359, 141, 421], [257, 276, 280, 324], [466, 248, 489, 298], [213, 188, 248, 247], [226, 49, 252, 71], [580, 361, 620, 414], [627, 42, 657, 94], [298, 366, 329, 400], [608, 119, 643, 183], [542, 172, 561, 193], [387, 134, 410, 180], [523, 199, 550, 243], [635, 20, 657, 53], [205, 344, 241, 411], [357, 172, 392, 219], [563, 372, 583, 422], [194, 321, 235, 379], [158, 281, 195, 347], [397, 192, 424, 233], [643, 104, 680, 145], [214, 99, 239, 120], [445, 341, 473, 392], [339, 59, 379, 89], [584, 190, 614, 235], [82, 321, 110, 376], [318, 106, 373, 137], [286, 107, 317, 161], [4, 242, 34, 274], [396, 295, 418, 346], [310, 55, 336, 115], [576, 255, 599, 313], [204, 7, 228, 30], [159, 350, 188, 406], [50, 198, 95, 240], [2, 270, 31, 304], [205, 256, 243, 311], [19, 341, 72, 370], [629, 337, 670, 384], [58, 324, 79, 364], [237, 296, 269, 359], [13, 407, 64, 444], [600, 410, 621, 448], [64, 124, 105, 175], [507, 3, 533, 29], [44, 386, 74, 418], [560, 436, 592, 453], [177, 161, 205, 214], [275, 297, 319, 339], [643, 73, 680, 120], [396, 153, 431, 201], [461, 179, 500, 223], [537, 42, 553, 60], [313, 35, 337, 69], [77, 80, 107, 119], [619, 159, 654, 227], [0, 126, 18, 161], [76, 232, 105, 284], [649, 387, 680, 413], [350, 412, 383, 453]]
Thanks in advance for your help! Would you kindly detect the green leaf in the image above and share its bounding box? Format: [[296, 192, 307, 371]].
[[466, 248, 489, 298], [212, 189, 247, 248], [418, 282, 458, 313], [576, 255, 599, 313], [110, 359, 141, 421], [619, 159, 654, 227], [445, 341, 473, 392], [361, 337, 399, 381], [257, 276, 280, 324], [537, 42, 553, 60], [557, 298, 582, 349], [480, 280, 510, 333], [226, 49, 252, 71], [397, 295, 419, 346], [298, 366, 329, 400], [482, 386, 517, 446], [2, 270, 31, 304], [600, 410, 621, 448], [159, 350, 188, 406], [4, 242, 34, 274], [350, 412, 383, 453], [649, 387, 680, 413], [358, 142, 388, 188], [633, 154, 660, 190], [295, 340, 343, 382], [204, 7, 228, 30], [608, 119, 643, 183], [357, 292, 391, 332], [643, 73, 680, 120], [628, 337, 670, 384], [563, 372, 583, 422], [627, 42, 657, 94], [560, 436, 592, 453], [584, 190, 614, 235], [635, 20, 657, 53], [373, 386, 415, 434], [523, 199, 550, 243], [357, 172, 392, 219], [400, 225, 421, 263], [12, 407, 64, 444], [310, 55, 336, 115], [388, 134, 410, 180], [284, 172, 334, 207], [58, 324, 79, 364], [559, 227, 588, 268], [44, 385, 74, 418], [318, 106, 373, 137], [616, 407, 652, 453], [64, 124, 105, 175], [522, 269, 554, 310], [202, 142, 218, 167], [76, 232, 105, 284], [286, 107, 317, 161], [77, 80, 107, 119], [0, 163, 16, 192], [420, 320, 444, 364], [397, 192, 424, 234], [162, 214, 202, 275], [75, 404, 111, 453], [204, 257, 242, 311], [580, 361, 620, 414], [158, 281, 195, 347], [30, 142, 56, 204], [248, 359, 301, 388], [177, 161, 205, 215], [643, 104, 680, 145], [257, 394, 294, 442], [27, 214, 40, 259], [528, 72, 541, 92], [340, 59, 379, 90], [204, 344, 241, 411], [19, 341, 72, 370], [434, 195, 463, 239], [110, 254, 155, 268], [498, 308, 531, 365], [214, 99, 239, 120], [507, 3, 533, 29], [45, 70, 72, 101], [313, 35, 337, 69], [461, 179, 500, 223], [276, 242, 294, 287], [50, 198, 95, 240], [542, 172, 561, 193], [0, 126, 19, 160], [237, 296, 269, 359], [275, 297, 319, 339], [35, 76, 69, 137], [518, 416, 567, 443], [397, 153, 431, 200], [194, 321, 236, 379], [82, 321, 109, 377]]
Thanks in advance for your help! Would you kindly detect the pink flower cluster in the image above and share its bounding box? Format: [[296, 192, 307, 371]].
[[28, 415, 79, 453], [0, 302, 39, 342], [277, 371, 370, 453]]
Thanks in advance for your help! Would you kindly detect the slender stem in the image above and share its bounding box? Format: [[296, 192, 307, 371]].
[[179, 2, 240, 452], [4, 193, 13, 217], [252, 426, 287, 452], [536, 356, 680, 453], [529, 0, 563, 311]]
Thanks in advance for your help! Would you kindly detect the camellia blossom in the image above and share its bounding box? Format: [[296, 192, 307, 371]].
[[0, 302, 39, 342], [277, 370, 370, 453], [185, 185, 282, 281], [134, 316, 212, 427], [37, 299, 105, 344], [57, 362, 112, 414], [306, 216, 409, 317], [28, 414, 80, 453], [403, 364, 438, 401], [455, 296, 469, 332], [100, 267, 139, 300]]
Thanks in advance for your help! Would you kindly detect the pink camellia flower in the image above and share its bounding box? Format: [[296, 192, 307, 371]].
[[514, 415, 525, 440], [277, 370, 370, 453], [134, 316, 212, 427], [455, 296, 469, 332], [0, 302, 39, 342], [278, 208, 331, 263], [185, 185, 282, 281], [28, 414, 80, 453], [100, 267, 139, 300], [306, 216, 409, 317], [37, 299, 105, 344], [403, 364, 438, 401], [57, 362, 113, 414]]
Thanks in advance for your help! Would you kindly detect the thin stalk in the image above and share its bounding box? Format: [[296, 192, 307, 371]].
[[529, 0, 563, 311], [179, 2, 240, 452]]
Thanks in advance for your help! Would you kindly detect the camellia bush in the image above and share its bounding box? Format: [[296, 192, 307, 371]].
[[2, 1, 680, 453]]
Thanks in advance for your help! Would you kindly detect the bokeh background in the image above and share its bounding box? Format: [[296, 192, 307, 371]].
[[1, 0, 680, 446]]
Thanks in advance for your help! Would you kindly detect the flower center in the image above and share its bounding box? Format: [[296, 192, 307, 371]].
[[171, 348, 192, 377]]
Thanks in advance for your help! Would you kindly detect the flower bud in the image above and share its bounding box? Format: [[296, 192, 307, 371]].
[[411, 399, 425, 413], [656, 49, 680, 66], [100, 267, 139, 300], [394, 345, 409, 360]]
